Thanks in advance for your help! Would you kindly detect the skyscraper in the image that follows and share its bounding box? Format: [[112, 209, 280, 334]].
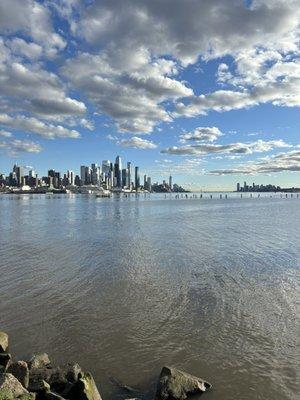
[[13, 164, 23, 187], [135, 166, 140, 191], [147, 176, 152, 192], [80, 165, 87, 185], [67, 170, 74, 185], [169, 175, 173, 190], [127, 162, 131, 189], [114, 156, 122, 187], [102, 160, 111, 177]]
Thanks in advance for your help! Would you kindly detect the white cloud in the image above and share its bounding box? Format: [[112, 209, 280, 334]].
[[161, 139, 291, 156], [0, 129, 12, 138], [0, 138, 42, 155], [0, 114, 80, 139], [208, 150, 300, 175], [61, 50, 191, 134], [109, 135, 157, 149], [180, 127, 223, 143], [175, 76, 300, 117], [0, 0, 65, 57], [0, 0, 299, 142], [7, 38, 43, 60], [76, 0, 300, 65]]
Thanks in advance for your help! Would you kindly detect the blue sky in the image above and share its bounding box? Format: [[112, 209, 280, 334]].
[[0, 0, 299, 190]]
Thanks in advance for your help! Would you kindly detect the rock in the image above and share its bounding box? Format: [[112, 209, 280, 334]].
[[0, 373, 29, 397], [0, 355, 11, 372], [0, 334, 8, 354], [28, 374, 50, 393], [65, 364, 82, 383], [155, 366, 212, 400], [29, 355, 51, 370], [7, 361, 29, 388], [48, 368, 67, 394], [67, 372, 102, 400], [29, 368, 53, 385]]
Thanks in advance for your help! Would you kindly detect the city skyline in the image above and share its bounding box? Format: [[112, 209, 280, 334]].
[[0, 1, 299, 190], [1, 155, 190, 193]]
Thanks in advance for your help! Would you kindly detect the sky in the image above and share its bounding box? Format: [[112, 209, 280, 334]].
[[0, 0, 299, 190]]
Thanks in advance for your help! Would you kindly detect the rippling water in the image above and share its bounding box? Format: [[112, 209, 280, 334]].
[[0, 193, 299, 400]]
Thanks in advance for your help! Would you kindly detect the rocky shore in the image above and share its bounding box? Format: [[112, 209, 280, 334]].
[[0, 332, 212, 400]]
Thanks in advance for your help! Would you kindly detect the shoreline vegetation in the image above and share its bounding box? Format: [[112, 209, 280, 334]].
[[0, 332, 212, 400]]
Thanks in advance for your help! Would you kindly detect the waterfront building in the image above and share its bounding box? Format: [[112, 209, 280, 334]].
[[67, 170, 75, 186], [13, 164, 24, 186], [169, 175, 173, 190], [102, 160, 111, 177], [114, 156, 122, 187], [122, 168, 127, 188], [135, 166, 140, 191], [147, 177, 152, 192], [127, 162, 131, 189]]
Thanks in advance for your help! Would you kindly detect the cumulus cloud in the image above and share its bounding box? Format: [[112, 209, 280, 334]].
[[109, 135, 157, 149], [0, 138, 42, 155], [0, 0, 65, 57], [76, 0, 300, 65], [175, 77, 300, 117], [61, 51, 191, 133], [0, 129, 12, 138], [208, 150, 300, 175], [0, 114, 80, 139], [0, 0, 299, 149], [180, 127, 223, 143], [6, 38, 43, 60], [61, 0, 299, 132], [161, 139, 291, 156], [0, 41, 86, 119]]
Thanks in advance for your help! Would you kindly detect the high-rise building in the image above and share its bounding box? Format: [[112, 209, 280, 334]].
[[80, 166, 86, 184], [237, 182, 240, 192], [135, 166, 140, 191], [67, 170, 74, 185], [121, 169, 127, 188], [80, 166, 91, 185], [102, 160, 111, 176], [169, 175, 173, 190], [114, 156, 122, 187], [147, 176, 152, 192], [13, 164, 24, 186], [127, 162, 131, 189]]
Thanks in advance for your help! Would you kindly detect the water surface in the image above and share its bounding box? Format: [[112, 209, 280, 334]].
[[0, 194, 299, 400]]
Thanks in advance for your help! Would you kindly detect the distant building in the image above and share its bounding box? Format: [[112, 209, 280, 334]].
[[135, 166, 140, 191]]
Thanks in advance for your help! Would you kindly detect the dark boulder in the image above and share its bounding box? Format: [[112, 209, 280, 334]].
[[49, 367, 69, 395], [28, 374, 50, 394], [67, 372, 102, 400], [0, 355, 12, 373], [155, 366, 212, 400], [0, 333, 8, 353], [65, 364, 82, 384], [7, 361, 29, 388]]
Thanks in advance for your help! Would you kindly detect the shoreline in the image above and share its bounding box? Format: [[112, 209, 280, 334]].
[[0, 332, 212, 400]]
